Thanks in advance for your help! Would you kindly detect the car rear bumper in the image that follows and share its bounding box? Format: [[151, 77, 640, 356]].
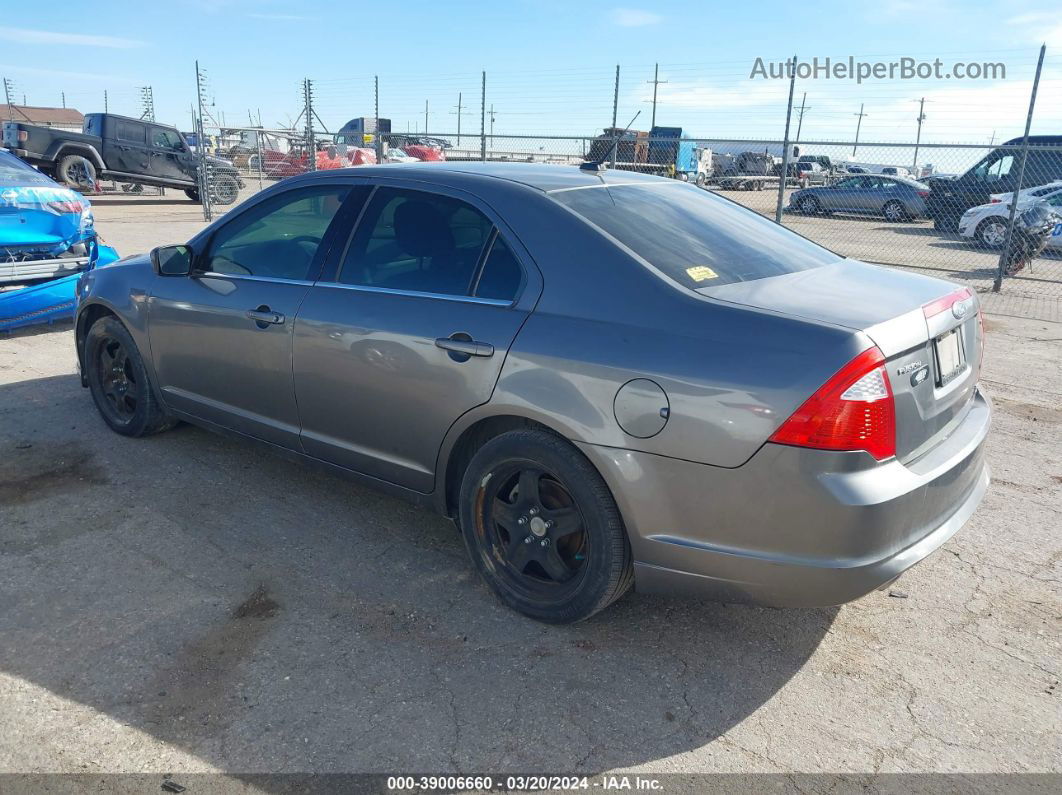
[[577, 387, 991, 607]]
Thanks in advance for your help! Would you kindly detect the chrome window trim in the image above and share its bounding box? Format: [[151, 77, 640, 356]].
[[196, 272, 316, 287], [310, 279, 514, 307]]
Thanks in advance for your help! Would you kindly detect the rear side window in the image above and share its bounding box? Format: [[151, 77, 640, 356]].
[[337, 187, 494, 296], [551, 183, 840, 289], [115, 121, 146, 144], [474, 235, 524, 302]]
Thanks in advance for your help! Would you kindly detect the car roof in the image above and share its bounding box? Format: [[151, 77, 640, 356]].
[[291, 161, 671, 193]]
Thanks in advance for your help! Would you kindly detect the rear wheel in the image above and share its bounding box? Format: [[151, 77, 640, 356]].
[[976, 218, 1008, 248], [458, 430, 633, 623], [695, 172, 706, 187], [57, 154, 96, 190], [185, 188, 200, 202], [798, 195, 820, 214], [85, 317, 175, 437], [883, 200, 908, 222]]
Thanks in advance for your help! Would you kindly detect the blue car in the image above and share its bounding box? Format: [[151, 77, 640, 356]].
[[1, 149, 119, 332]]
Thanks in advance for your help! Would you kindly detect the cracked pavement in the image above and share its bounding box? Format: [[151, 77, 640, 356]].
[[0, 194, 1058, 778]]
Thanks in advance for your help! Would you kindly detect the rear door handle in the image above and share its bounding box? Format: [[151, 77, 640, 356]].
[[435, 336, 494, 358], [247, 309, 285, 326]]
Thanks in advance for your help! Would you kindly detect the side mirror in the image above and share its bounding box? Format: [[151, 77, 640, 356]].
[[151, 244, 193, 276]]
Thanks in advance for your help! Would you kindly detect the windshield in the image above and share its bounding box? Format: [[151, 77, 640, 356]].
[[0, 151, 54, 185], [551, 182, 841, 289]]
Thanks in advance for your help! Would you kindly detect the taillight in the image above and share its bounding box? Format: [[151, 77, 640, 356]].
[[47, 200, 85, 214], [769, 347, 896, 461], [990, 198, 1001, 203]]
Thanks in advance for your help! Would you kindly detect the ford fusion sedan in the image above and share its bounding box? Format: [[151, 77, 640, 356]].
[[790, 174, 931, 221], [75, 163, 991, 623]]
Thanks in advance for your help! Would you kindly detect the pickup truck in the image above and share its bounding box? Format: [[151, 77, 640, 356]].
[[2, 113, 244, 204]]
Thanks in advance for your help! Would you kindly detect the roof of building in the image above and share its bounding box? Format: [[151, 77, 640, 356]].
[[2, 104, 84, 126]]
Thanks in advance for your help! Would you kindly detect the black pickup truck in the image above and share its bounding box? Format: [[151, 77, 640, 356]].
[[1, 113, 243, 204]]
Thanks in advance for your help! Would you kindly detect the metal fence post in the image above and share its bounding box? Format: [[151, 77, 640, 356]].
[[610, 65, 620, 169], [775, 54, 797, 225], [194, 60, 212, 222], [374, 75, 384, 164], [994, 44, 1046, 292], [480, 71, 487, 161], [304, 78, 317, 172]]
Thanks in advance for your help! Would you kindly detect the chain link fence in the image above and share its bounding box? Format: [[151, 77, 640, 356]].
[[185, 55, 1062, 322]]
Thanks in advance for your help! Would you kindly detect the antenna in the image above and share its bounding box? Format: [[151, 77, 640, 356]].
[[581, 110, 641, 172]]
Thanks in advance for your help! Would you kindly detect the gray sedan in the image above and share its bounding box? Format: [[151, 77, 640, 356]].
[[74, 163, 990, 623], [791, 174, 931, 221]]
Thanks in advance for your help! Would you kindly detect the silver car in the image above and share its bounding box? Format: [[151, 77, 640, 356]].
[[75, 164, 990, 623], [791, 174, 931, 221]]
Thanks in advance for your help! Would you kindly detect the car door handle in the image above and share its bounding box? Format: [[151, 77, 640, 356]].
[[435, 336, 494, 357], [247, 309, 285, 325]]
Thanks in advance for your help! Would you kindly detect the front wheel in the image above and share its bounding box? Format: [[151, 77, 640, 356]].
[[210, 173, 240, 205], [85, 316, 175, 437], [976, 218, 1008, 249], [798, 195, 820, 214], [458, 430, 633, 623]]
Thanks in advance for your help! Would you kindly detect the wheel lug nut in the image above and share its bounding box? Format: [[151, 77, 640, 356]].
[[540, 539, 549, 547], [524, 536, 533, 544], [529, 507, 539, 516], [517, 517, 527, 525]]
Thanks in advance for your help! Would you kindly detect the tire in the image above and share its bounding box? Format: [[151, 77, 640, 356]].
[[210, 173, 240, 205], [976, 218, 1008, 249], [57, 154, 97, 190], [695, 173, 706, 187], [798, 195, 820, 214], [185, 188, 200, 202], [458, 429, 633, 623], [883, 200, 908, 222], [85, 316, 175, 438]]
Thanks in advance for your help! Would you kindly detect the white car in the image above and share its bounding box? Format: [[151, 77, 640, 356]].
[[958, 190, 1062, 249], [988, 180, 1062, 206]]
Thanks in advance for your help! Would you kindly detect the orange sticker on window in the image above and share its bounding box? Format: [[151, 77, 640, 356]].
[[686, 266, 718, 282]]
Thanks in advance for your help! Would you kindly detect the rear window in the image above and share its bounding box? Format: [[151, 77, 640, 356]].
[[551, 182, 841, 289]]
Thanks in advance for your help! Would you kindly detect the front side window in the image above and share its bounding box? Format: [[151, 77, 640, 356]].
[[151, 128, 183, 150], [204, 185, 353, 280], [337, 187, 495, 296], [552, 182, 840, 289]]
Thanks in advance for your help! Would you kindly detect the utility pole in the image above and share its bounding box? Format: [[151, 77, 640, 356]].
[[104, 90, 108, 113], [611, 64, 620, 168], [424, 99, 429, 134], [61, 90, 66, 109], [775, 54, 798, 225], [489, 103, 497, 144], [646, 62, 667, 129], [795, 92, 809, 142], [452, 92, 464, 145], [912, 97, 927, 173], [852, 103, 868, 156], [480, 70, 486, 161]]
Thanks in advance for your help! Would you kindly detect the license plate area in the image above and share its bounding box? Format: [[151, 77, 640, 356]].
[[934, 328, 965, 386]]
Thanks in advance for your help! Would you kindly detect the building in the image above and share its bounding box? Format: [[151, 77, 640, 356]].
[[1, 104, 85, 132]]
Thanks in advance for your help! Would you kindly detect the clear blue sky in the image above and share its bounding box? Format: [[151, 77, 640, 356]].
[[2, 0, 1060, 147]]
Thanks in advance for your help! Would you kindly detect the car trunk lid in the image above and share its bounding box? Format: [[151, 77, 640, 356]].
[[699, 259, 983, 463]]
